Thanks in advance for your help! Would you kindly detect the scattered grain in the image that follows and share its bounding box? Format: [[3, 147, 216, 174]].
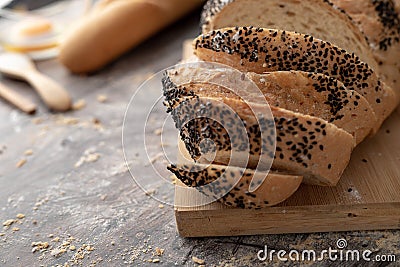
[[24, 150, 33, 156], [50, 248, 66, 257], [97, 94, 108, 103], [192, 256, 205, 265], [72, 99, 86, 111], [3, 219, 15, 227], [32, 117, 43, 124], [55, 116, 79, 125], [16, 159, 27, 168], [154, 128, 163, 136], [75, 149, 101, 167], [32, 241, 50, 253], [155, 247, 164, 256]]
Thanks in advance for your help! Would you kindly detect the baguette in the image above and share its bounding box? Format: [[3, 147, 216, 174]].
[[58, 0, 204, 73]]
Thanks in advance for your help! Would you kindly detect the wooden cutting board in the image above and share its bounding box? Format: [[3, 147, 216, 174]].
[[173, 40, 400, 237]]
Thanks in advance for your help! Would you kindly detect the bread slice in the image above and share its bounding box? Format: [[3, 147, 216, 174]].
[[200, 0, 378, 71], [330, 0, 400, 101], [165, 89, 354, 186], [165, 66, 376, 144], [168, 163, 303, 208], [193, 27, 397, 130]]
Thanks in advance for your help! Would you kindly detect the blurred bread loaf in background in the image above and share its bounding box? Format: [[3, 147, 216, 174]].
[[58, 0, 205, 73]]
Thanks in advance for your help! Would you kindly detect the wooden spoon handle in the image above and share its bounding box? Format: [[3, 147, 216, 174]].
[[0, 83, 36, 114], [25, 71, 72, 112]]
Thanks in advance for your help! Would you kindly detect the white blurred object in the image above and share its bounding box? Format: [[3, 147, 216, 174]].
[[0, 0, 92, 60]]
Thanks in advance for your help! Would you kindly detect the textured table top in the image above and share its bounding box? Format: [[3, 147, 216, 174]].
[[0, 10, 399, 267]]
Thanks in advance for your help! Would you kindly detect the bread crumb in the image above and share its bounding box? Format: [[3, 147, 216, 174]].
[[75, 149, 101, 168], [52, 237, 60, 242], [32, 241, 49, 253], [3, 219, 15, 226], [16, 159, 27, 168], [145, 189, 156, 196], [154, 128, 163, 136], [92, 117, 101, 125], [192, 256, 205, 264], [97, 94, 108, 103], [32, 117, 43, 124], [192, 256, 205, 265], [55, 116, 79, 125], [16, 213, 25, 219], [12, 227, 20, 232], [50, 248, 66, 257], [69, 245, 76, 251], [0, 233, 4, 236], [72, 99, 86, 111], [152, 259, 160, 263], [155, 247, 164, 256], [148, 153, 163, 165], [24, 150, 33, 156], [158, 204, 164, 209], [48, 234, 54, 238]]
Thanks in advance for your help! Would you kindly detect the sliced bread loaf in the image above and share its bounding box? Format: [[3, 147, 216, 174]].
[[165, 66, 376, 144], [165, 89, 354, 185], [169, 163, 303, 208], [200, 0, 378, 71], [331, 0, 400, 100], [193, 27, 398, 130]]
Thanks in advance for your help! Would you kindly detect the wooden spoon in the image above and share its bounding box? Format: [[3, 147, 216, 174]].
[[0, 52, 71, 111], [0, 82, 36, 114]]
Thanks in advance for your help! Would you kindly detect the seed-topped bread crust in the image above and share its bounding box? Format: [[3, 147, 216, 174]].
[[331, 0, 400, 99], [165, 67, 376, 144], [193, 27, 397, 130], [169, 163, 303, 208], [200, 0, 378, 71]]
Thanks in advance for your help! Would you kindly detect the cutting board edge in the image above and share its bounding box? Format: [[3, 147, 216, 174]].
[[175, 202, 400, 237]]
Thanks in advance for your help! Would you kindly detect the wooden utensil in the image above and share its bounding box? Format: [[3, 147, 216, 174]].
[[0, 52, 71, 111], [0, 82, 36, 114]]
